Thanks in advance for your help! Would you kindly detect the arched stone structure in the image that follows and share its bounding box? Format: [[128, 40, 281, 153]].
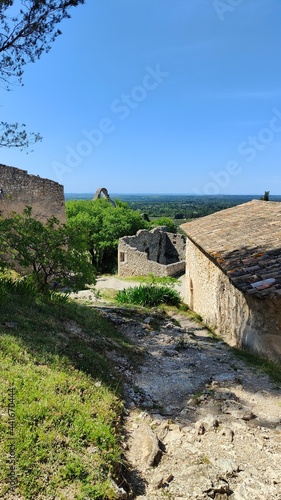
[[93, 187, 116, 207]]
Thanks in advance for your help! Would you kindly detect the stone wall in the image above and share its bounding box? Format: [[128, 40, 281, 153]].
[[185, 238, 281, 362], [0, 164, 66, 222], [118, 228, 186, 277]]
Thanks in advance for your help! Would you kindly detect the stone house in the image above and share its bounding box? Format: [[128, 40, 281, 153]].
[[0, 164, 66, 222], [181, 200, 281, 362], [118, 227, 186, 277]]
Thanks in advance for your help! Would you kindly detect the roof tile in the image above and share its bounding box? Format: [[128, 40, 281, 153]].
[[181, 200, 281, 299]]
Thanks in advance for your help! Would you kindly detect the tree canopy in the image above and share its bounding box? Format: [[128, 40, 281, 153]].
[[260, 191, 270, 201], [66, 198, 150, 274], [0, 0, 84, 149], [0, 207, 95, 291]]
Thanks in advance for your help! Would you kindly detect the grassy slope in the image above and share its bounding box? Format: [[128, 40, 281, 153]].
[[3, 281, 281, 500], [0, 290, 136, 499]]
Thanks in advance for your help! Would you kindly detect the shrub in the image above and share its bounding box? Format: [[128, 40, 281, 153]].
[[0, 208, 95, 292], [141, 274, 177, 288], [0, 277, 37, 305], [116, 284, 181, 307]]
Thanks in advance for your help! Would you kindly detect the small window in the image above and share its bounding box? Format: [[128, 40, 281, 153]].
[[120, 252, 126, 263]]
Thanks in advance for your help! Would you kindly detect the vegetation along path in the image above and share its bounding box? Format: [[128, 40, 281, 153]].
[[91, 299, 281, 500]]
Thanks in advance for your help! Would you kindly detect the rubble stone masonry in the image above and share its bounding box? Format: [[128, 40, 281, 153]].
[[0, 164, 66, 222], [118, 227, 186, 277], [185, 238, 281, 362]]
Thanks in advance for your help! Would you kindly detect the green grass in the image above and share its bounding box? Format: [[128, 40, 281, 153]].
[[120, 274, 180, 288], [116, 284, 181, 308], [140, 274, 179, 287], [175, 306, 221, 340], [0, 285, 136, 499], [230, 347, 281, 384]]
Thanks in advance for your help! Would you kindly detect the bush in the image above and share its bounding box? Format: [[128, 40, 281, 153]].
[[116, 284, 181, 307], [0, 277, 37, 305], [150, 217, 177, 233], [0, 208, 95, 292], [141, 274, 177, 288]]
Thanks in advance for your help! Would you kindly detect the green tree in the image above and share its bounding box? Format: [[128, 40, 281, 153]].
[[260, 191, 270, 201], [0, 121, 41, 150], [0, 207, 95, 291], [66, 198, 149, 273], [0, 0, 85, 149], [151, 216, 177, 233]]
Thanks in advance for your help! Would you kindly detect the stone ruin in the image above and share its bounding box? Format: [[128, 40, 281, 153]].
[[0, 164, 66, 222], [93, 187, 116, 207], [118, 227, 186, 277]]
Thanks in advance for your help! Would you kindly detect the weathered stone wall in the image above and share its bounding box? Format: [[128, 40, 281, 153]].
[[185, 238, 281, 362], [0, 164, 66, 222], [118, 228, 186, 277]]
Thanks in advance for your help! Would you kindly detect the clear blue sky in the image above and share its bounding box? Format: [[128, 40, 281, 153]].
[[2, 0, 281, 195]]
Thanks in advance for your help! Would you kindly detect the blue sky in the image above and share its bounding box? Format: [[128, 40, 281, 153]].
[[2, 0, 281, 195]]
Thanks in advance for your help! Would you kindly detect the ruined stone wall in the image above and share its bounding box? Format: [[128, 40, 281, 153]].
[[0, 164, 66, 222], [118, 228, 185, 277], [163, 232, 186, 263], [185, 238, 281, 362]]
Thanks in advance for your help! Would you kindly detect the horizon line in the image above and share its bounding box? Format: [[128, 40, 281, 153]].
[[64, 192, 281, 197]]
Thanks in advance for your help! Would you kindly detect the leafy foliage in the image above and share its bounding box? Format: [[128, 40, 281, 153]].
[[0, 121, 42, 150], [0, 0, 85, 88], [0, 0, 84, 149], [141, 274, 178, 287], [0, 276, 37, 305], [116, 284, 181, 307], [150, 216, 176, 232], [0, 207, 95, 291], [66, 198, 149, 273], [260, 190, 270, 201], [116, 194, 280, 222]]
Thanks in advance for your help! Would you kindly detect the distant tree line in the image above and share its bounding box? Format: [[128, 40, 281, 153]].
[[124, 193, 277, 221]]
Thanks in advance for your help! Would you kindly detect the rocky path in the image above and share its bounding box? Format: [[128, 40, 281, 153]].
[[97, 306, 281, 500]]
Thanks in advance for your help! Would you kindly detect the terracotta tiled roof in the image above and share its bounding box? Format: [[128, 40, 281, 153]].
[[180, 200, 281, 298]]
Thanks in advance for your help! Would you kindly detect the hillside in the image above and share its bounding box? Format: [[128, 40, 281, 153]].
[[0, 285, 140, 499], [1, 281, 281, 499]]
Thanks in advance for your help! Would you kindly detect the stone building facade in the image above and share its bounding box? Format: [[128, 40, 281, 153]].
[[118, 227, 186, 277], [0, 164, 66, 222], [181, 200, 281, 362]]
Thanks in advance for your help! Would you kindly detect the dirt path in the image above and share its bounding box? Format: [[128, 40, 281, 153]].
[[97, 306, 281, 500], [71, 274, 186, 301]]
